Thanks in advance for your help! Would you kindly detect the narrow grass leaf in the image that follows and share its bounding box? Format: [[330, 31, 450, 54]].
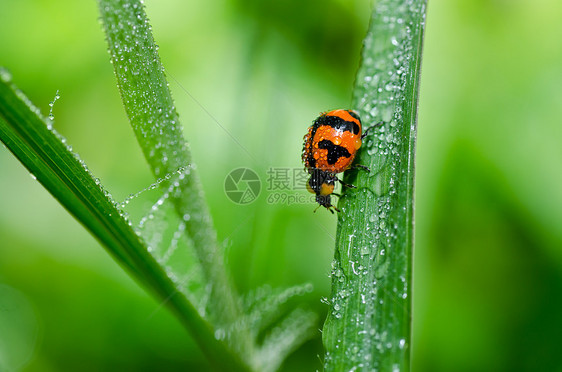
[[96, 0, 250, 356]]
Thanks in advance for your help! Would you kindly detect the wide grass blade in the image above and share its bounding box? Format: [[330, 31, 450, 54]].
[[322, 0, 427, 370], [0, 71, 250, 372]]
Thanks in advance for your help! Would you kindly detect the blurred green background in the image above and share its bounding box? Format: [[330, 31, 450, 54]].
[[1, 0, 562, 371]]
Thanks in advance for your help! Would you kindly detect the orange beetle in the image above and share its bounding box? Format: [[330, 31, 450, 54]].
[[302, 109, 379, 213]]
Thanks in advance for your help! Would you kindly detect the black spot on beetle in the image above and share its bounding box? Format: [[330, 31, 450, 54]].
[[318, 140, 351, 165], [314, 114, 360, 135]]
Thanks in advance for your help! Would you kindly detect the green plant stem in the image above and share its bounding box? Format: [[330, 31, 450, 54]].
[[322, 0, 427, 371], [0, 73, 250, 372], [96, 0, 248, 352]]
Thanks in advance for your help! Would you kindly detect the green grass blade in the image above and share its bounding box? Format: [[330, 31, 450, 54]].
[[322, 0, 427, 370], [0, 72, 250, 372], [96, 0, 245, 340]]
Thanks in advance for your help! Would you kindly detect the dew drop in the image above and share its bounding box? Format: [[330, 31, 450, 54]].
[[0, 68, 13, 82], [48, 89, 60, 122]]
